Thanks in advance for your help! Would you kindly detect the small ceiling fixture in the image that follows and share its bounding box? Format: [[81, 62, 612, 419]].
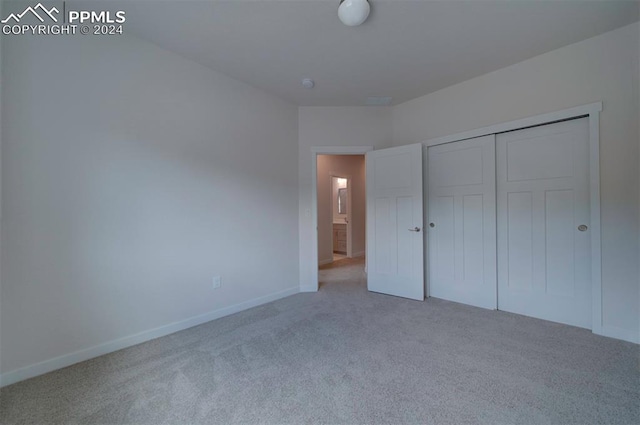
[[338, 0, 370, 27], [301, 78, 315, 89]]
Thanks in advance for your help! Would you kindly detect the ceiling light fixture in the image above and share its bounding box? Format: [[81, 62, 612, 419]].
[[338, 0, 370, 27], [301, 78, 315, 89]]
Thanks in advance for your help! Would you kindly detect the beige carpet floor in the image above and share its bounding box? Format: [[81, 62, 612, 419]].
[[1, 257, 639, 424]]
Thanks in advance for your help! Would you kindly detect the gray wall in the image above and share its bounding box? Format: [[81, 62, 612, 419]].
[[1, 33, 299, 377], [392, 23, 640, 342]]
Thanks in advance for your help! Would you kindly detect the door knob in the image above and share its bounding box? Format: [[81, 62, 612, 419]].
[[408, 227, 421, 232], [578, 224, 588, 232], [429, 223, 435, 228]]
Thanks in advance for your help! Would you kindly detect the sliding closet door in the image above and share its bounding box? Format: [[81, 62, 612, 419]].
[[427, 135, 497, 309], [496, 118, 591, 328]]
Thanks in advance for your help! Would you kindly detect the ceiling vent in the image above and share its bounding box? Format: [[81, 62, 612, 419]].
[[365, 96, 393, 106]]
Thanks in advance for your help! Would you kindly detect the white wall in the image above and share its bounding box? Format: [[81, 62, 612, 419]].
[[317, 155, 365, 263], [0, 0, 4, 377], [393, 23, 640, 343], [1, 33, 299, 382], [298, 107, 392, 290]]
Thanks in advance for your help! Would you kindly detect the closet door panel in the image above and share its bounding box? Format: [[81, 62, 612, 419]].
[[428, 135, 497, 310], [497, 118, 591, 329]]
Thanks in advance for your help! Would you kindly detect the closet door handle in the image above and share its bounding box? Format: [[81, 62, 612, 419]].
[[408, 227, 421, 232]]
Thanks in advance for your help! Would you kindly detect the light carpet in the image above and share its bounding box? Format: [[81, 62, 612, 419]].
[[1, 257, 638, 424]]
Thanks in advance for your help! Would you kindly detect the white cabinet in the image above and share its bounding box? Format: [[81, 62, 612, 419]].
[[333, 223, 347, 254]]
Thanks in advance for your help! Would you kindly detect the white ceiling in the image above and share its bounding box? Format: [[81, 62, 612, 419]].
[[116, 0, 638, 106]]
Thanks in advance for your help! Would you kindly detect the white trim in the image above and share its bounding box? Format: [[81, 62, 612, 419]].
[[0, 1, 4, 390], [0, 286, 299, 388], [312, 146, 375, 155], [422, 145, 430, 298], [588, 111, 603, 337], [423, 102, 605, 340], [347, 176, 353, 258], [599, 325, 640, 345], [318, 258, 333, 266], [309, 146, 373, 292], [352, 250, 365, 258], [424, 102, 602, 147]]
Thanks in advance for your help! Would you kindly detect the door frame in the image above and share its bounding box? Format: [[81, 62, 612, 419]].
[[329, 173, 352, 259], [422, 102, 604, 337], [310, 146, 373, 292]]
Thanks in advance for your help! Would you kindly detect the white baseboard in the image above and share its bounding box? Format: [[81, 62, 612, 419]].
[[0, 286, 299, 388], [595, 325, 640, 345], [299, 284, 318, 292], [351, 251, 365, 258], [318, 258, 333, 266]]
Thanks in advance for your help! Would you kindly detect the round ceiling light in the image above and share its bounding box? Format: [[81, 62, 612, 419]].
[[301, 78, 315, 89], [338, 0, 370, 27]]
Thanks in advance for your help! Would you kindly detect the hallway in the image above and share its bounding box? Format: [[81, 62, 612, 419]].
[[319, 257, 366, 291]]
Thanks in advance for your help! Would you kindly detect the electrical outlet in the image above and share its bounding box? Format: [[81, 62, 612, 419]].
[[212, 276, 222, 289]]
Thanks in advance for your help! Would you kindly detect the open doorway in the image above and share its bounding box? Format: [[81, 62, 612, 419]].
[[331, 175, 349, 261], [316, 154, 366, 288], [307, 146, 372, 292]]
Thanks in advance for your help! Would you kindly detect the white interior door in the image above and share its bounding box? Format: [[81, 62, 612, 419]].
[[497, 118, 591, 328], [366, 144, 424, 300], [427, 135, 497, 309]]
